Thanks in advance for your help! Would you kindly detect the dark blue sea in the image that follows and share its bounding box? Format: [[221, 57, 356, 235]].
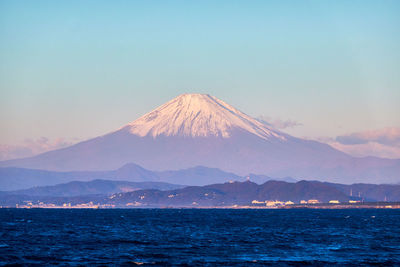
[[1, 209, 400, 266]]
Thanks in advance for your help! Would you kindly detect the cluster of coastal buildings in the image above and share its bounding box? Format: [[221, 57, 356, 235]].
[[8, 199, 363, 209], [13, 201, 115, 209], [251, 199, 361, 207], [2, 199, 399, 209]]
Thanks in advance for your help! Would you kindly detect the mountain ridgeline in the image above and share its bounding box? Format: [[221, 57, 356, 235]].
[[0, 163, 295, 191], [106, 180, 400, 207], [4, 180, 185, 197], [2, 179, 400, 208], [1, 93, 399, 184]]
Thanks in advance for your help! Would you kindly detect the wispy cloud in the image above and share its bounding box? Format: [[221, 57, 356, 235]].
[[329, 141, 400, 159], [257, 116, 302, 129], [320, 127, 400, 159], [335, 127, 400, 146], [0, 137, 80, 161]]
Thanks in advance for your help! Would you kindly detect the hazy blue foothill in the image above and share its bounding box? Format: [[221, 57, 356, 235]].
[[1, 178, 400, 207], [0, 163, 298, 191], [104, 180, 400, 207], [4, 179, 185, 197]]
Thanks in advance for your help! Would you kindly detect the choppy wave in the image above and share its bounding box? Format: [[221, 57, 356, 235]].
[[1, 209, 400, 266]]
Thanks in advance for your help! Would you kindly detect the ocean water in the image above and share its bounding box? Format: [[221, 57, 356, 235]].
[[1, 209, 400, 266]]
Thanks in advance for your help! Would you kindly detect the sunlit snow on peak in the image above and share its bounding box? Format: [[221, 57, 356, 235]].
[[124, 93, 287, 140]]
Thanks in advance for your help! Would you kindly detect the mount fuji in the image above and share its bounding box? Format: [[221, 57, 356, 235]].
[[1, 93, 399, 184]]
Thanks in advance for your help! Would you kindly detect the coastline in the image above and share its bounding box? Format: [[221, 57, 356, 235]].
[[2, 202, 400, 209]]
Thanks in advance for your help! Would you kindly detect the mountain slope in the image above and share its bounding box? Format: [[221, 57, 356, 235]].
[[157, 166, 241, 186], [1, 93, 399, 184], [0, 163, 158, 191], [125, 93, 286, 140], [107, 180, 356, 207], [2, 180, 400, 207], [108, 180, 400, 207], [5, 179, 184, 197], [326, 182, 400, 203], [0, 164, 243, 190]]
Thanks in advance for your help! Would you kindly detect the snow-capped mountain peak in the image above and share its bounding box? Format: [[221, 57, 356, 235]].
[[2, 93, 399, 184], [123, 93, 286, 140]]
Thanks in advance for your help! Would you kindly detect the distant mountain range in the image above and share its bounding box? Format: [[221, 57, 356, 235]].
[[3, 179, 184, 197], [2, 179, 400, 208], [107, 180, 351, 207], [0, 163, 295, 191], [1, 93, 399, 184], [328, 182, 400, 203], [105, 180, 400, 206]]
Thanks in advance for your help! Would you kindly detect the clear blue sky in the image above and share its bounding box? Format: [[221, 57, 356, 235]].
[[1, 0, 399, 145]]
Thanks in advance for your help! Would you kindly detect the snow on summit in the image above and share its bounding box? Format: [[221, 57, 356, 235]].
[[124, 93, 286, 140]]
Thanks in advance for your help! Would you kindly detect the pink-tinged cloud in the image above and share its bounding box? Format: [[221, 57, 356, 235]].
[[329, 141, 400, 159], [335, 127, 400, 146], [324, 127, 400, 159], [0, 137, 79, 161]]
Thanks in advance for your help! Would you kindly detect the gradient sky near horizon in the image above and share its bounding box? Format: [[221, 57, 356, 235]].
[[1, 0, 400, 159]]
